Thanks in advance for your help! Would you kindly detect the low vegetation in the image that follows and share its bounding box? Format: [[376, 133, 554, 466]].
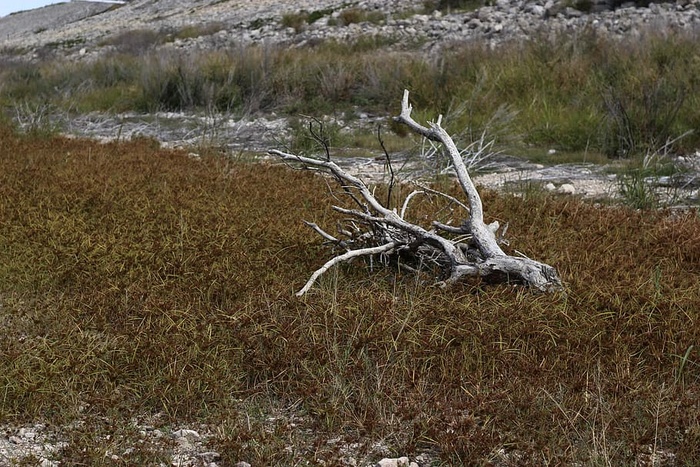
[[2, 30, 700, 159], [1, 124, 699, 464]]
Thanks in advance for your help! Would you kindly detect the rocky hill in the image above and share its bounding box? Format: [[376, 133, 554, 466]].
[[1, 0, 699, 62]]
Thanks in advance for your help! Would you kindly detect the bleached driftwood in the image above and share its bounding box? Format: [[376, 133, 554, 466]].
[[269, 90, 562, 296]]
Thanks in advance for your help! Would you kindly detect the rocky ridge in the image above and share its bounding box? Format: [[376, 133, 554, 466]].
[[1, 0, 700, 61]]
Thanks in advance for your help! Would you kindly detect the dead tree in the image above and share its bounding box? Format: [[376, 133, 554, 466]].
[[269, 90, 563, 296]]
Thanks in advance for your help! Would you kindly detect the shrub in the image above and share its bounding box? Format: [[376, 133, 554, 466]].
[[281, 12, 307, 33], [100, 29, 165, 55]]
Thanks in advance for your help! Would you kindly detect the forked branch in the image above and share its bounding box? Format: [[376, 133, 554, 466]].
[[269, 91, 563, 295]]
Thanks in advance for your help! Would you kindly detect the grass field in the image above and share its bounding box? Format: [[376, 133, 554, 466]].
[[1, 122, 699, 464]]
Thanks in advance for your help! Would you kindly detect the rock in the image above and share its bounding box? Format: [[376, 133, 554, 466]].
[[544, 182, 556, 191], [18, 428, 36, 440], [526, 4, 546, 17], [234, 462, 252, 467], [198, 451, 221, 462], [3, 0, 698, 60], [377, 457, 410, 467], [558, 183, 576, 194], [171, 429, 201, 440]]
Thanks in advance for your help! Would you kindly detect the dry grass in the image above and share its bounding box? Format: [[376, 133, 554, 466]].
[[4, 31, 700, 158], [1, 125, 699, 465]]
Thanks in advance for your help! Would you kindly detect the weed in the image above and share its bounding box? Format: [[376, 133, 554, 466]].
[[12, 100, 59, 137], [423, 0, 489, 13], [617, 168, 659, 209]]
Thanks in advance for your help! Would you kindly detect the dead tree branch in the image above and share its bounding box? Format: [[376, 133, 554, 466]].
[[269, 90, 563, 295]]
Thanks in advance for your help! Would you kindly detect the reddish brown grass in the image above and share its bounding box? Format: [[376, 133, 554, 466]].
[[1, 125, 699, 464]]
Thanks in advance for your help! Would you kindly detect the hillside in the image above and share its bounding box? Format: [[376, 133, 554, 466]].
[[1, 0, 699, 62]]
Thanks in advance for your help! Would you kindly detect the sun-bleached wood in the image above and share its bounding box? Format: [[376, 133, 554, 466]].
[[269, 90, 563, 295]]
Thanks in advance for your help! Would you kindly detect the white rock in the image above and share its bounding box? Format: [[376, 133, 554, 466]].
[[558, 183, 576, 194], [18, 428, 36, 439], [544, 182, 556, 191], [172, 429, 201, 440], [377, 457, 410, 467], [198, 451, 221, 462]]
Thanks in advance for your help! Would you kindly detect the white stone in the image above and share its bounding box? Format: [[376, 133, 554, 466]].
[[377, 457, 410, 467], [544, 182, 556, 191], [172, 429, 201, 440], [18, 428, 36, 439], [558, 183, 576, 194]]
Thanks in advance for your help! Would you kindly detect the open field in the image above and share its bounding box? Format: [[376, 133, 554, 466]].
[[1, 122, 699, 464]]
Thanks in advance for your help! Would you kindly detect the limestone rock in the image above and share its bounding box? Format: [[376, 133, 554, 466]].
[[558, 183, 576, 194], [376, 457, 413, 467]]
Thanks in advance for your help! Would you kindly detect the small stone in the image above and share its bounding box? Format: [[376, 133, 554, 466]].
[[171, 429, 200, 440], [176, 437, 193, 450], [198, 451, 221, 462], [544, 182, 556, 191], [234, 462, 252, 467], [377, 457, 410, 467], [19, 428, 36, 439], [558, 183, 576, 195]]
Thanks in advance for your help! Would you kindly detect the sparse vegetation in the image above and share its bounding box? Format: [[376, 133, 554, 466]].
[[280, 11, 308, 33], [2, 31, 699, 160]]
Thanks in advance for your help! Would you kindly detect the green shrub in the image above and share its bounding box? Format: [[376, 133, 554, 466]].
[[100, 29, 165, 55], [3, 31, 700, 160], [281, 12, 307, 33]]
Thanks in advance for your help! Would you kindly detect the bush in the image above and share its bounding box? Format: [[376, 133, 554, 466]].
[[100, 29, 165, 55], [3, 32, 700, 159], [281, 12, 307, 33]]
